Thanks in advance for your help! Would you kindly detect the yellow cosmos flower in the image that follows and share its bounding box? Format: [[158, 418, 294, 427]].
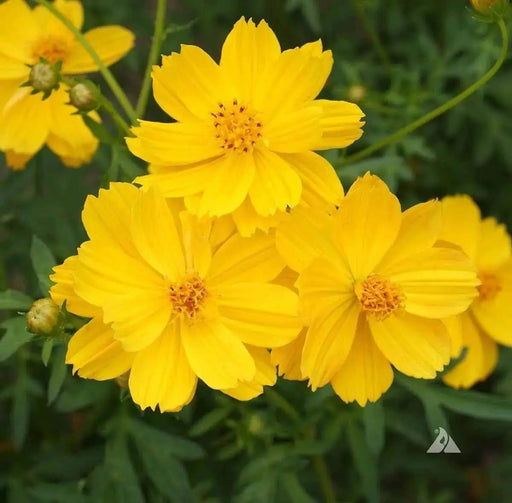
[[0, 0, 134, 169], [275, 173, 479, 406], [127, 17, 364, 225], [439, 195, 512, 388], [50, 183, 302, 411]]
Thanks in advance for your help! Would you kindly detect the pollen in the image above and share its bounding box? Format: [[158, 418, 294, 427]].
[[478, 272, 501, 301], [212, 99, 262, 154], [169, 276, 208, 319], [356, 274, 405, 321], [32, 35, 71, 65]]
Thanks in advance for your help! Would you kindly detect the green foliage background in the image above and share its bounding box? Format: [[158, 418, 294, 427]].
[[1, 1, 512, 502]]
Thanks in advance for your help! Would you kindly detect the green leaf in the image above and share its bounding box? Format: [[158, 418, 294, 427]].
[[347, 421, 380, 503], [189, 407, 231, 437], [0, 317, 33, 362], [41, 338, 54, 366], [48, 344, 68, 404], [12, 364, 30, 449], [83, 115, 115, 145], [280, 473, 316, 503], [0, 290, 33, 311], [29, 482, 89, 503], [30, 236, 57, 295], [362, 401, 385, 457]]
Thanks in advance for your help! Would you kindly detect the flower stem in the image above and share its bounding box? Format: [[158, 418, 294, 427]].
[[100, 96, 132, 136], [339, 18, 509, 166], [136, 0, 167, 118], [35, 0, 137, 124]]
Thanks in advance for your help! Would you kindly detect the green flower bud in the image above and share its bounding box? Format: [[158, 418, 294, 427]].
[[28, 60, 60, 96], [68, 81, 100, 112], [26, 298, 60, 335]]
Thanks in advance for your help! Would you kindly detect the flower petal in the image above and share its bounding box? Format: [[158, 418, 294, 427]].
[[127, 120, 222, 166], [271, 329, 306, 381], [301, 300, 360, 389], [215, 282, 302, 347], [220, 17, 281, 99], [249, 148, 302, 216], [181, 319, 256, 389], [0, 52, 28, 79], [34, 0, 83, 31], [476, 217, 511, 272], [331, 318, 393, 406], [63, 26, 134, 74], [209, 230, 284, 285], [66, 318, 133, 380], [129, 321, 197, 412], [333, 173, 402, 279], [231, 197, 285, 237], [369, 312, 451, 378], [311, 100, 365, 150]]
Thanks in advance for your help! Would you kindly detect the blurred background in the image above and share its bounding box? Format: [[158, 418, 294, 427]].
[[1, 1, 512, 502]]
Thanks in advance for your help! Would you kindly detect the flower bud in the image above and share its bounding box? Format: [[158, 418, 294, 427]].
[[28, 61, 60, 95], [26, 298, 60, 335], [247, 413, 265, 436], [470, 0, 510, 17], [347, 84, 367, 103], [68, 81, 100, 112]]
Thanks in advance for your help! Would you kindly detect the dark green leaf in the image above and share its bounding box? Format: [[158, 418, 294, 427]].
[[189, 407, 231, 437], [30, 236, 57, 295], [41, 338, 54, 366], [362, 401, 385, 457], [48, 344, 68, 404], [83, 115, 115, 144], [0, 290, 33, 311], [0, 317, 33, 361]]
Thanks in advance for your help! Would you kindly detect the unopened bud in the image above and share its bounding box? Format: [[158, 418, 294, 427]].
[[26, 298, 60, 335], [69, 81, 100, 112], [470, 0, 510, 17], [247, 413, 265, 436], [347, 84, 367, 103], [28, 61, 60, 95]]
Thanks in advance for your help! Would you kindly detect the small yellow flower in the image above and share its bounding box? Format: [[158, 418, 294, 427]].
[[50, 183, 302, 411], [439, 195, 512, 388], [128, 17, 364, 228], [275, 173, 479, 406], [0, 0, 134, 169]]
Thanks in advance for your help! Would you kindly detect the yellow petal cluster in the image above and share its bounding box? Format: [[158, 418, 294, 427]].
[[0, 0, 134, 169]]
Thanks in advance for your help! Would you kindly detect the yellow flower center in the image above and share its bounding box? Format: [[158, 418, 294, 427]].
[[169, 276, 208, 319], [212, 99, 262, 153], [478, 272, 501, 301], [356, 274, 405, 320], [32, 35, 70, 64]]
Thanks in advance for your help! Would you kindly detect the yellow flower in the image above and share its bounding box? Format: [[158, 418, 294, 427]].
[[276, 173, 479, 406], [0, 0, 134, 169], [127, 17, 364, 225], [50, 183, 302, 411], [439, 195, 512, 388]]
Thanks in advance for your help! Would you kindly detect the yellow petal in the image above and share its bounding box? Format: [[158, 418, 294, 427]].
[[377, 199, 443, 272], [50, 255, 101, 318], [4, 150, 33, 170], [152, 45, 223, 121], [231, 197, 285, 237], [0, 0, 40, 62], [0, 52, 28, 79], [209, 230, 284, 285], [181, 319, 256, 389], [0, 87, 49, 155], [66, 318, 133, 380], [220, 17, 281, 99], [127, 121, 222, 166], [222, 346, 277, 401], [301, 299, 360, 389], [276, 204, 339, 274], [384, 246, 479, 318], [311, 100, 365, 150], [215, 282, 302, 347], [279, 152, 344, 211], [179, 211, 211, 277], [196, 153, 255, 217], [442, 315, 463, 358], [333, 173, 402, 279], [249, 148, 302, 216], [271, 329, 306, 381], [264, 102, 322, 153], [442, 312, 498, 389], [331, 318, 393, 406], [129, 321, 197, 412], [369, 313, 451, 378], [34, 0, 83, 31], [130, 186, 186, 280], [472, 260, 512, 345], [476, 217, 511, 271], [63, 26, 134, 74], [439, 195, 481, 261]]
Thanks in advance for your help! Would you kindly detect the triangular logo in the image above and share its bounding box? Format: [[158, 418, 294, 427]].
[[426, 427, 461, 454]]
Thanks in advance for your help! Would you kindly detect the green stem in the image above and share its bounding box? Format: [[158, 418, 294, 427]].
[[351, 0, 392, 73], [100, 96, 132, 136], [136, 0, 167, 118], [35, 0, 137, 124], [340, 18, 509, 166]]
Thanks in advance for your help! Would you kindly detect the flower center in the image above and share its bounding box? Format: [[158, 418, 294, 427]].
[[356, 274, 405, 320], [169, 276, 208, 319], [212, 99, 262, 153], [478, 272, 501, 301], [32, 35, 70, 64]]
